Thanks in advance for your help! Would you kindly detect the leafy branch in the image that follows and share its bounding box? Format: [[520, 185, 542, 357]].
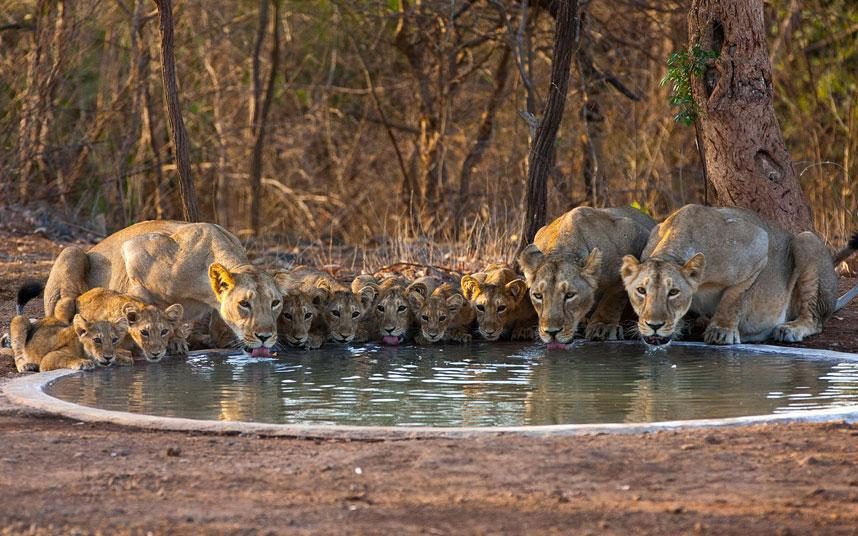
[[660, 44, 719, 126]]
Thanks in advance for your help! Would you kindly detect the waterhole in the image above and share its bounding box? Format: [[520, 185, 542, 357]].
[[45, 342, 858, 427]]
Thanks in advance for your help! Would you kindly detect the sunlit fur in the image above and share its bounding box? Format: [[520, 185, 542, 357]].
[[461, 266, 535, 341]]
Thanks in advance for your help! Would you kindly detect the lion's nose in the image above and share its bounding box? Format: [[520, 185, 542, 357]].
[[646, 322, 664, 333], [385, 327, 394, 334], [545, 328, 561, 336], [256, 333, 272, 344]]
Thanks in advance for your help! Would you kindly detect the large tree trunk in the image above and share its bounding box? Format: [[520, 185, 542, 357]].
[[153, 0, 200, 222], [689, 0, 813, 233], [516, 0, 580, 255]]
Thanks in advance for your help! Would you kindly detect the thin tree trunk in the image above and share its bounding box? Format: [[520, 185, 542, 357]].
[[689, 0, 813, 233], [249, 0, 281, 237], [153, 0, 200, 222], [517, 0, 580, 256]]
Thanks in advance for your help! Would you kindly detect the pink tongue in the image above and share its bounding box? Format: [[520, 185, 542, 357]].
[[546, 342, 569, 351], [382, 336, 401, 346], [251, 347, 272, 358]]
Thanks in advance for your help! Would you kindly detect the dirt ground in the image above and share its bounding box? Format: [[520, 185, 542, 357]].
[[2, 229, 858, 535]]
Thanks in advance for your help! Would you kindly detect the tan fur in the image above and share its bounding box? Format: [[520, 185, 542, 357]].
[[276, 290, 323, 349], [284, 266, 376, 343], [371, 276, 416, 343], [518, 207, 656, 344], [42, 221, 287, 354], [411, 283, 475, 344], [621, 204, 849, 346], [462, 266, 535, 341], [351, 275, 381, 343], [11, 314, 127, 372], [57, 288, 184, 362]]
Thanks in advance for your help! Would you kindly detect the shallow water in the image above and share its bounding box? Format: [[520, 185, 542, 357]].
[[46, 342, 858, 427]]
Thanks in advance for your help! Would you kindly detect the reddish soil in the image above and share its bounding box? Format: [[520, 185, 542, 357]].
[[2, 229, 858, 534]]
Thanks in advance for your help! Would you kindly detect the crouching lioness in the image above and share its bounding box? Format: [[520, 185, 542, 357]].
[[518, 206, 656, 347], [621, 204, 858, 346], [43, 221, 288, 357]]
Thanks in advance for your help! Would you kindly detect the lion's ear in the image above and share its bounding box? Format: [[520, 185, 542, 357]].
[[580, 248, 602, 287], [73, 314, 89, 337], [461, 275, 480, 301], [407, 288, 426, 310], [209, 263, 236, 300], [272, 271, 293, 296], [446, 293, 465, 315], [518, 244, 544, 284], [681, 253, 705, 288], [620, 255, 641, 286], [114, 317, 129, 333], [505, 279, 528, 304], [309, 287, 328, 306], [165, 303, 184, 324], [356, 285, 377, 311], [122, 302, 139, 325]]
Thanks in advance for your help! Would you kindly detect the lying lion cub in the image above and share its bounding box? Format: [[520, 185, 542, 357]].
[[11, 283, 127, 372], [277, 288, 324, 349], [461, 265, 535, 341], [411, 283, 475, 344], [519, 207, 656, 347], [621, 204, 858, 346], [55, 288, 185, 362], [370, 275, 422, 345]]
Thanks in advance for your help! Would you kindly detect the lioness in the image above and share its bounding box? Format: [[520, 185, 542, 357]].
[[518, 207, 656, 347], [411, 283, 475, 344], [42, 221, 287, 357], [55, 288, 184, 362], [11, 283, 127, 372], [285, 266, 376, 343], [461, 266, 536, 341], [621, 204, 858, 346]]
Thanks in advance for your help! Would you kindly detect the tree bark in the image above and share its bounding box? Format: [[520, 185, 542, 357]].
[[153, 0, 200, 222], [517, 0, 579, 255], [689, 0, 813, 233]]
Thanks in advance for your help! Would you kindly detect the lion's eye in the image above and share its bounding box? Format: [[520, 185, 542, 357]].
[[439, 315, 447, 322], [397, 305, 407, 312], [636, 287, 646, 296], [272, 300, 281, 308], [161, 329, 169, 336], [377, 305, 385, 312], [331, 310, 341, 318], [304, 312, 313, 320], [141, 330, 149, 337], [564, 293, 576, 301], [239, 300, 251, 309], [112, 338, 119, 344], [352, 311, 360, 318], [532, 293, 543, 301], [668, 288, 680, 297], [476, 304, 485, 312], [284, 313, 293, 320], [421, 315, 429, 322], [497, 305, 506, 313], [93, 338, 102, 344]]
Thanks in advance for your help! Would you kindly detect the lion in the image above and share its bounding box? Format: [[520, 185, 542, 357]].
[[518, 206, 656, 347], [411, 282, 475, 344], [276, 289, 324, 349], [42, 221, 288, 357], [283, 266, 376, 344], [11, 283, 128, 372], [620, 204, 858, 346], [461, 266, 536, 341], [351, 275, 381, 343], [370, 275, 421, 345], [55, 288, 185, 362]]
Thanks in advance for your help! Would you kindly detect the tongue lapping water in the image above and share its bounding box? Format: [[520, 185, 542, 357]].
[[45, 342, 858, 427]]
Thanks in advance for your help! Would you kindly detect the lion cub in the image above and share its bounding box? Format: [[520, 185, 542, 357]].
[[56, 288, 185, 362], [11, 283, 127, 372], [277, 289, 324, 349], [461, 266, 536, 341], [410, 283, 475, 344]]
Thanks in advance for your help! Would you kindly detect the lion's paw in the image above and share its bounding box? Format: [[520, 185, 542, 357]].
[[585, 322, 623, 341], [73, 360, 97, 371], [772, 322, 816, 343], [704, 324, 741, 345], [168, 336, 189, 356]]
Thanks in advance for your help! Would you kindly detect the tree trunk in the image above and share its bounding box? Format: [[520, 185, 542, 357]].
[[517, 0, 580, 255], [153, 0, 200, 222], [689, 0, 813, 233]]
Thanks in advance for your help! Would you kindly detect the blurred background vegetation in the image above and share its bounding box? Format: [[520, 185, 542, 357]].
[[0, 0, 855, 263]]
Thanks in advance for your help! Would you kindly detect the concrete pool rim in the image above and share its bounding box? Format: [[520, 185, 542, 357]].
[[4, 341, 858, 439]]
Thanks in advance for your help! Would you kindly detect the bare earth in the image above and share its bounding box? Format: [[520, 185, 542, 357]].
[[1, 230, 858, 535]]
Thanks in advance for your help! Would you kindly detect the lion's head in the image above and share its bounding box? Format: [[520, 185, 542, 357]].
[[411, 283, 466, 343], [209, 263, 285, 356], [518, 245, 602, 344], [461, 272, 527, 341], [73, 314, 128, 367], [315, 280, 376, 344], [620, 253, 705, 346], [277, 289, 320, 347], [373, 277, 414, 345], [122, 302, 183, 362]]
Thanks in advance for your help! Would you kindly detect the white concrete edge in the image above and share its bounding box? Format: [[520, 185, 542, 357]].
[[4, 342, 858, 439]]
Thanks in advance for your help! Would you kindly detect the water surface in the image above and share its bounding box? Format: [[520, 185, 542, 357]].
[[46, 342, 858, 427]]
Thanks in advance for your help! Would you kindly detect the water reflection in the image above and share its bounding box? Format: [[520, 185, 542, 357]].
[[46, 343, 858, 427]]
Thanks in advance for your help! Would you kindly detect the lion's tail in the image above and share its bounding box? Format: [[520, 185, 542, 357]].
[[834, 231, 858, 311], [16, 281, 44, 315]]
